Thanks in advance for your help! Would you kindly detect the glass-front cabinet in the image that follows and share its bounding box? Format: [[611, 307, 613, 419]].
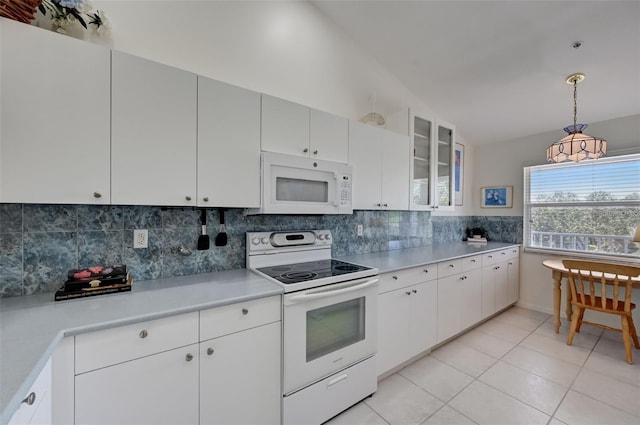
[[405, 111, 455, 211], [435, 120, 455, 210]]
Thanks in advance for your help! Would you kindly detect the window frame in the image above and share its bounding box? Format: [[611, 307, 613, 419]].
[[523, 153, 640, 261]]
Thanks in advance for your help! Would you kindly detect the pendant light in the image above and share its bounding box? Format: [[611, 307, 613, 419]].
[[360, 93, 385, 127], [546, 73, 607, 163]]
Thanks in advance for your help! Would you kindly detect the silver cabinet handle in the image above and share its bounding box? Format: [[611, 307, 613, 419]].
[[383, 203, 388, 207], [185, 196, 192, 201], [405, 291, 411, 295], [242, 308, 248, 315], [392, 275, 398, 280], [423, 269, 429, 273], [471, 259, 477, 263], [139, 330, 148, 339], [313, 150, 318, 155], [303, 148, 309, 153], [22, 392, 36, 406], [377, 203, 382, 207], [412, 289, 417, 294], [185, 353, 194, 362], [203, 197, 209, 202], [449, 264, 455, 268], [93, 192, 102, 199], [207, 348, 214, 356]]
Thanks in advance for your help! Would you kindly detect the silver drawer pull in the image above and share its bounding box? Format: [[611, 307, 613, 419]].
[[423, 269, 429, 273], [242, 308, 249, 315], [93, 192, 102, 199], [471, 259, 477, 263], [412, 289, 417, 294], [207, 348, 214, 356], [139, 330, 148, 339], [392, 275, 398, 280], [185, 353, 194, 362], [22, 392, 36, 406], [449, 264, 455, 268], [405, 291, 411, 295]]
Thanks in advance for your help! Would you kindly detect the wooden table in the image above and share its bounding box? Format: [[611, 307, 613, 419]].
[[542, 259, 640, 333]]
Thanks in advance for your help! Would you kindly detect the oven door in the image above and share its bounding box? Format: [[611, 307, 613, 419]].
[[282, 277, 378, 395]]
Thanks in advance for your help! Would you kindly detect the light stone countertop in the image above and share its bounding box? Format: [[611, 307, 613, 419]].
[[0, 269, 283, 425], [0, 241, 519, 423], [338, 242, 518, 273]]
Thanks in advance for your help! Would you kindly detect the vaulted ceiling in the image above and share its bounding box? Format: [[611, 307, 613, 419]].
[[312, 1, 640, 145]]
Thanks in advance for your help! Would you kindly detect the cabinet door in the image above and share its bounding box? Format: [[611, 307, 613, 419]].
[[200, 322, 281, 425], [410, 114, 434, 210], [409, 280, 437, 357], [8, 359, 51, 425], [459, 269, 482, 330], [381, 130, 410, 210], [507, 257, 520, 304], [494, 261, 510, 311], [437, 274, 461, 342], [0, 19, 110, 204], [111, 51, 197, 206], [309, 109, 348, 163], [198, 77, 260, 207], [377, 289, 411, 375], [348, 121, 383, 209], [433, 120, 455, 211], [261, 95, 310, 157], [481, 265, 497, 319], [75, 344, 199, 425]]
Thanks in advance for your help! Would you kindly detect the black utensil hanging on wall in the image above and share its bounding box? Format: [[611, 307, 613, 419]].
[[215, 209, 228, 247], [197, 209, 210, 250]]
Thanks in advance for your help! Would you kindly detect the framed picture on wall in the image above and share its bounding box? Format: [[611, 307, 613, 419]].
[[454, 143, 464, 206], [481, 186, 513, 208]]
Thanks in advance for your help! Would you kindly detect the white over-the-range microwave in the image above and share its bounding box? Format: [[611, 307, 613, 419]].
[[247, 152, 353, 215]]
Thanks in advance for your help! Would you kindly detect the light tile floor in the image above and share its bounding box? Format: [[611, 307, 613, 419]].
[[326, 306, 640, 425]]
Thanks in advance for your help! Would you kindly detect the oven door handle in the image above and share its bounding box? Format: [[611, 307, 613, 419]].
[[287, 278, 379, 303]]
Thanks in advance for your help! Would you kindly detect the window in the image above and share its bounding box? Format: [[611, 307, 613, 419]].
[[524, 153, 640, 259]]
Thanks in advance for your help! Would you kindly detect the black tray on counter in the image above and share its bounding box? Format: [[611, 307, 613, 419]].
[[55, 275, 133, 301]]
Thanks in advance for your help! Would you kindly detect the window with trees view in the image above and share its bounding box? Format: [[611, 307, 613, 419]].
[[524, 153, 640, 259]]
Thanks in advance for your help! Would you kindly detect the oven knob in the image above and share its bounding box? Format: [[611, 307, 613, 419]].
[[317, 234, 325, 240], [261, 237, 269, 244], [325, 234, 331, 241], [251, 237, 260, 245]]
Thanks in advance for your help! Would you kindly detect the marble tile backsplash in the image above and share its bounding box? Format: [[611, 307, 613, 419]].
[[0, 204, 522, 297]]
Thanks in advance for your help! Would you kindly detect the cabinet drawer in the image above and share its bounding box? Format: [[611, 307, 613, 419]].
[[75, 312, 198, 374], [378, 265, 436, 294], [437, 259, 462, 278], [482, 251, 502, 266], [504, 246, 520, 260], [200, 296, 281, 341], [461, 255, 482, 271]]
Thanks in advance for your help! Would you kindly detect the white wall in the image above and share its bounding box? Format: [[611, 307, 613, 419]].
[[91, 0, 431, 124]]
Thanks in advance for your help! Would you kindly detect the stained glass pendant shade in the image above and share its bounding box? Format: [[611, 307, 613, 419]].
[[546, 73, 607, 163]]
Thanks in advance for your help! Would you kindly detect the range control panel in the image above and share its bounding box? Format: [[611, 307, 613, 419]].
[[247, 230, 332, 253]]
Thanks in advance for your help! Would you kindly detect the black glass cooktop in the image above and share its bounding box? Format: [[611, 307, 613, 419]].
[[257, 259, 371, 284]]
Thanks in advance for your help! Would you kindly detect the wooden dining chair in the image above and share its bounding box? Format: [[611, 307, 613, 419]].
[[562, 259, 640, 364]]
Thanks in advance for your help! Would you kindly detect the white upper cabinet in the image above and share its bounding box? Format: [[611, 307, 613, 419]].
[[435, 120, 455, 211], [309, 108, 349, 163], [381, 130, 410, 210], [349, 120, 409, 210], [111, 51, 197, 206], [197, 77, 261, 208], [261, 95, 348, 163], [0, 18, 110, 204], [387, 109, 456, 211]]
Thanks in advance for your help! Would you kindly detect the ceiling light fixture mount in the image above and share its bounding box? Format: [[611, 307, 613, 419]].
[[546, 72, 607, 163]]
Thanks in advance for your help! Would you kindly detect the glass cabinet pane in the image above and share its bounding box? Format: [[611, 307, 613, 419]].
[[412, 116, 432, 206], [437, 124, 453, 207]]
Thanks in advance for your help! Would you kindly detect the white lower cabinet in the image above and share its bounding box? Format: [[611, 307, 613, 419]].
[[481, 247, 520, 318], [377, 266, 437, 375], [200, 322, 281, 425], [436, 263, 482, 343], [70, 297, 282, 425], [75, 345, 200, 425], [8, 359, 52, 425]]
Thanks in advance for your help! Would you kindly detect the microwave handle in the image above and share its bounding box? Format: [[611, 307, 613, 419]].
[[333, 173, 340, 206], [287, 278, 379, 303]]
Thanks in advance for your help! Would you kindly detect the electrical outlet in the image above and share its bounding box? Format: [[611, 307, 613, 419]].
[[357, 224, 363, 237], [133, 229, 148, 249]]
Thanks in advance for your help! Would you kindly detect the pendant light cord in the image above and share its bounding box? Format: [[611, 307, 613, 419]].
[[573, 78, 578, 131]]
